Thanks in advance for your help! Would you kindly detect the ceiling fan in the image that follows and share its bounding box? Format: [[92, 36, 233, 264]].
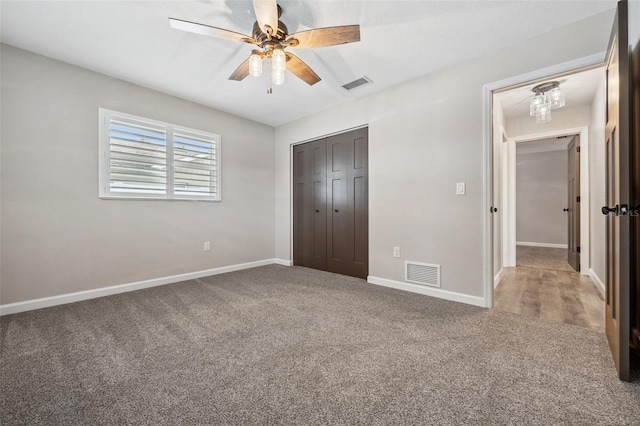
[[169, 0, 360, 91]]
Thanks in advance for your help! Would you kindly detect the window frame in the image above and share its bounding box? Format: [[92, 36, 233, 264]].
[[98, 108, 221, 202]]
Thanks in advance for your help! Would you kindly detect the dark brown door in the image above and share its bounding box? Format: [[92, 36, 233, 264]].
[[567, 136, 580, 272], [293, 128, 368, 279], [604, 0, 632, 382], [326, 128, 368, 278], [293, 138, 327, 271], [631, 0, 640, 358]]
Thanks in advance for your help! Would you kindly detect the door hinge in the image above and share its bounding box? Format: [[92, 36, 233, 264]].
[[577, 146, 581, 153], [577, 246, 581, 253], [577, 196, 581, 203]]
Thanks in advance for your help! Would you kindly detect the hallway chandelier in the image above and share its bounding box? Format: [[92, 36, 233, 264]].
[[529, 81, 565, 123]]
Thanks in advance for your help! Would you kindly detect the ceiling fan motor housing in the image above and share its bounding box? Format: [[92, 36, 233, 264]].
[[252, 21, 289, 46]]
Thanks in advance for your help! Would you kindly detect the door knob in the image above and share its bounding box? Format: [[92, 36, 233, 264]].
[[563, 208, 569, 212], [334, 209, 339, 213], [490, 207, 497, 213], [602, 204, 640, 216], [315, 210, 319, 213]]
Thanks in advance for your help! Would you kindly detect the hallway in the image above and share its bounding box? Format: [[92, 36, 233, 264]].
[[495, 247, 604, 332]]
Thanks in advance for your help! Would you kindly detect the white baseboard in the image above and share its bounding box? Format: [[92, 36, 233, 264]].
[[494, 268, 503, 289], [274, 258, 293, 266], [588, 269, 606, 297], [516, 241, 568, 249], [0, 258, 280, 316], [367, 276, 486, 308]]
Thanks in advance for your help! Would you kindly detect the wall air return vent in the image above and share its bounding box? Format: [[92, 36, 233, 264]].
[[405, 261, 441, 288], [342, 76, 372, 91]]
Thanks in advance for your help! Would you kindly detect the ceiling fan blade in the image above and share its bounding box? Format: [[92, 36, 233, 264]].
[[253, 0, 279, 34], [288, 25, 360, 49], [169, 18, 253, 43], [285, 53, 321, 86], [229, 57, 251, 81]]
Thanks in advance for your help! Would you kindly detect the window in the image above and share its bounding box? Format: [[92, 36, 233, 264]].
[[99, 109, 221, 201]]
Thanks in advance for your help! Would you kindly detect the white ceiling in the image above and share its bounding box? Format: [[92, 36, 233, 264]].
[[495, 66, 605, 120], [0, 0, 617, 127]]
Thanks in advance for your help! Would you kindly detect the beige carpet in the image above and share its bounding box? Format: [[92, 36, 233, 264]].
[[2, 265, 638, 425], [516, 245, 575, 272]]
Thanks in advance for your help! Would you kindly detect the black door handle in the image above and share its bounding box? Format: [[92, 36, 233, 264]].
[[490, 207, 497, 213], [602, 204, 640, 216], [315, 210, 319, 213], [334, 209, 339, 213], [563, 208, 569, 212]]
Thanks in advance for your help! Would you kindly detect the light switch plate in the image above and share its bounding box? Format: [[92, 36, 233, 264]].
[[456, 182, 466, 195]]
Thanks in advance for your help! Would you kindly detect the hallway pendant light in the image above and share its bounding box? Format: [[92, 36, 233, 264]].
[[535, 103, 551, 123], [529, 81, 564, 123], [547, 86, 565, 109]]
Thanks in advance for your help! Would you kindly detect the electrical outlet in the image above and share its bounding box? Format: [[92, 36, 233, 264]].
[[393, 247, 400, 258], [204, 241, 211, 251]]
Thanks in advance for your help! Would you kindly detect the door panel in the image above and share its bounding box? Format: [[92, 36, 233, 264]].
[[567, 136, 580, 271], [327, 134, 349, 274], [604, 0, 631, 381], [348, 132, 369, 278], [293, 139, 327, 270], [353, 176, 367, 265]]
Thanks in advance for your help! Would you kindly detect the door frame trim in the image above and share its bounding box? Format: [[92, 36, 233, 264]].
[[503, 127, 590, 274], [482, 52, 605, 308]]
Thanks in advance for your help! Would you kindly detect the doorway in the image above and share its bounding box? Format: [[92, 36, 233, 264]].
[[513, 135, 578, 272], [488, 64, 606, 331]]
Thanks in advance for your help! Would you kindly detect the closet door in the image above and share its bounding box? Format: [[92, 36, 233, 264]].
[[293, 139, 327, 270], [326, 128, 368, 278]]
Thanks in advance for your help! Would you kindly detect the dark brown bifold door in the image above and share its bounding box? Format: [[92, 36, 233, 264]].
[[293, 138, 327, 271], [567, 136, 580, 272], [603, 0, 633, 382], [326, 128, 369, 279], [293, 128, 369, 279]]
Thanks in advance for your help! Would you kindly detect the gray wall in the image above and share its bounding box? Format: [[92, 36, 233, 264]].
[[274, 11, 613, 299], [516, 149, 568, 246], [1, 45, 275, 304]]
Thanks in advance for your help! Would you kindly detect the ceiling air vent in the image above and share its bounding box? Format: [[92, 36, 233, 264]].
[[405, 261, 441, 288], [342, 76, 372, 91]]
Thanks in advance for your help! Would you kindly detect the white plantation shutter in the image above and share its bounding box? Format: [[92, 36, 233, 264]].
[[173, 131, 218, 198], [99, 109, 221, 201], [108, 119, 167, 194]]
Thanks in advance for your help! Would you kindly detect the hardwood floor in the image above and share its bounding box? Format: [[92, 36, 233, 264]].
[[516, 245, 574, 272], [495, 266, 605, 332]]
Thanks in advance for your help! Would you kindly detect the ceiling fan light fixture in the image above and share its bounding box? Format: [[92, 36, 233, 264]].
[[249, 53, 263, 77], [272, 48, 286, 72], [272, 68, 285, 86]]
